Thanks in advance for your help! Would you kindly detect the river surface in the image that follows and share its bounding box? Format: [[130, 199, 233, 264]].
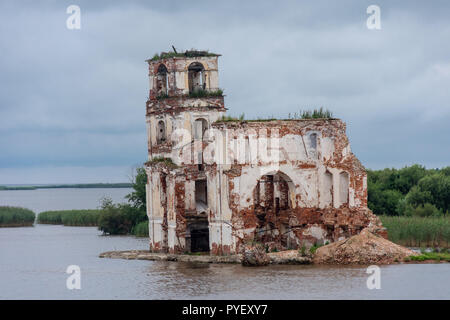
[[0, 188, 132, 213], [0, 189, 449, 299]]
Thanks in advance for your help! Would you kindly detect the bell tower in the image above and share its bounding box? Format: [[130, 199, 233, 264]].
[[145, 50, 226, 163], [145, 49, 227, 254]]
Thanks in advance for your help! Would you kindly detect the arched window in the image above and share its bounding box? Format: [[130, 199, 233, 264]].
[[339, 171, 349, 205], [157, 120, 166, 144], [188, 62, 206, 93], [324, 170, 333, 207], [194, 118, 208, 140], [156, 64, 168, 96], [309, 133, 317, 149]]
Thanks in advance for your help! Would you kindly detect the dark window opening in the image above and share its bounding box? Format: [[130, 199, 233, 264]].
[[309, 133, 317, 149], [188, 62, 206, 93], [156, 64, 169, 96], [188, 222, 209, 252], [157, 120, 166, 144], [195, 180, 207, 207]]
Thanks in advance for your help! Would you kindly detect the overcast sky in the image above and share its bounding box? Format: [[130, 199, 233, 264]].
[[0, 0, 449, 184]]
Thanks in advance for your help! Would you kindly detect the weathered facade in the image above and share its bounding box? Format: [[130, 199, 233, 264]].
[[145, 50, 383, 255]]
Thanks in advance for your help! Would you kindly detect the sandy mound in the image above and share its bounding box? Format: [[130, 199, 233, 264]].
[[313, 228, 418, 265]]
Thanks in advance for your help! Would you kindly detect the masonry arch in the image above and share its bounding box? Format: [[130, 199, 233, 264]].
[[193, 118, 208, 140], [323, 170, 333, 207], [156, 64, 169, 95], [188, 62, 206, 93], [339, 171, 349, 206], [252, 170, 297, 250]]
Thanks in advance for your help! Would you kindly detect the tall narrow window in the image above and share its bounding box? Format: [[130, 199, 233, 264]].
[[157, 120, 166, 144], [188, 62, 205, 93], [309, 133, 317, 149], [194, 118, 208, 140], [195, 180, 208, 209], [339, 171, 349, 205], [324, 170, 333, 207], [156, 64, 168, 96]]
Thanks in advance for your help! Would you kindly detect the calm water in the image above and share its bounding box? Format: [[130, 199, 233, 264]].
[[0, 189, 449, 299], [0, 225, 448, 300], [0, 188, 132, 212]]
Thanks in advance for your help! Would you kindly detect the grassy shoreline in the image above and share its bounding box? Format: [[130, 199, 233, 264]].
[[131, 220, 149, 237], [0, 206, 36, 227], [380, 215, 450, 248], [38, 210, 101, 226]]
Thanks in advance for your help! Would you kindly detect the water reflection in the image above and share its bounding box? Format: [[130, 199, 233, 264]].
[[0, 225, 448, 299]]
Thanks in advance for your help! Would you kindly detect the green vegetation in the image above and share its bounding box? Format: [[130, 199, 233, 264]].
[[299, 107, 334, 119], [98, 198, 145, 235], [216, 113, 246, 122], [0, 183, 132, 191], [146, 157, 178, 169], [380, 216, 450, 248], [149, 49, 218, 61], [215, 108, 335, 123], [406, 251, 450, 262], [299, 246, 307, 257], [25, 168, 149, 235], [37, 210, 101, 226], [0, 206, 35, 227], [189, 88, 223, 98], [309, 243, 324, 254], [0, 186, 36, 190], [368, 165, 450, 216], [125, 167, 148, 211], [97, 167, 148, 235], [155, 88, 223, 100], [156, 93, 169, 100], [132, 220, 149, 237]]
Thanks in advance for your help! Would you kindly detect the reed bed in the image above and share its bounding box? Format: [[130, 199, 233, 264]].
[[37, 210, 101, 226], [0, 206, 35, 227], [380, 215, 450, 248], [131, 220, 148, 237]]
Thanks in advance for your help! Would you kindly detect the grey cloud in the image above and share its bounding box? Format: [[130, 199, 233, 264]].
[[0, 0, 449, 182]]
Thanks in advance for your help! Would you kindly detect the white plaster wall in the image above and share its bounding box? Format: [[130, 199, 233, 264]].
[[339, 172, 349, 206], [152, 218, 164, 245], [209, 222, 221, 251], [208, 70, 219, 90], [175, 71, 185, 91], [168, 222, 176, 250], [184, 180, 195, 211], [320, 137, 335, 162], [167, 177, 176, 222], [318, 167, 333, 208]]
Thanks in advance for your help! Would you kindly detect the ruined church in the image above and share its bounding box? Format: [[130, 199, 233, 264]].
[[145, 50, 383, 255]]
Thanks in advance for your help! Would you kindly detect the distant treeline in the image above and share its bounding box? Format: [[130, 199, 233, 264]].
[[368, 165, 450, 216], [0, 183, 132, 191]]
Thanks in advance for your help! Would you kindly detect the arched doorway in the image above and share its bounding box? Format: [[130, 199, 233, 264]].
[[253, 171, 295, 250]]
